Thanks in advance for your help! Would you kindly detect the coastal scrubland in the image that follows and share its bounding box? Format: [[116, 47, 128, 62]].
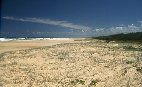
[[0, 39, 142, 87]]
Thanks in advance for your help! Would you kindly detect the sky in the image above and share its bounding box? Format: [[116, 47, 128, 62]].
[[1, 0, 142, 37]]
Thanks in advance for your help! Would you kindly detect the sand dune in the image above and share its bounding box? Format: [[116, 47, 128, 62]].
[[0, 39, 142, 87]]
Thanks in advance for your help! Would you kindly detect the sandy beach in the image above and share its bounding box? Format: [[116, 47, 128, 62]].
[[0, 39, 142, 87], [0, 39, 76, 53]]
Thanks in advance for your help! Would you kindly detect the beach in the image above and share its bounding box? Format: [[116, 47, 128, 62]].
[[0, 39, 142, 87], [0, 38, 76, 53]]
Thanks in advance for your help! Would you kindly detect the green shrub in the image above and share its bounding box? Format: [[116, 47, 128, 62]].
[[136, 67, 142, 73], [89, 80, 98, 86], [126, 61, 134, 64], [71, 79, 85, 85]]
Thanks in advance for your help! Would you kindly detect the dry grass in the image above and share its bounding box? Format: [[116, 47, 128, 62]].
[[0, 39, 142, 87]]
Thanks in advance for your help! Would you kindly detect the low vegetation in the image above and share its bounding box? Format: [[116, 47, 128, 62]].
[[71, 79, 85, 85], [93, 32, 142, 42], [136, 67, 142, 73], [70, 79, 98, 86], [0, 39, 142, 87]]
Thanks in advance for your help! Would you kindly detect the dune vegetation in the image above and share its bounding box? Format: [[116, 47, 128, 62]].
[[0, 39, 142, 87]]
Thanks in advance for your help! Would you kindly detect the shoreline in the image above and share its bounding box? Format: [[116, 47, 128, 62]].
[[0, 39, 80, 53]]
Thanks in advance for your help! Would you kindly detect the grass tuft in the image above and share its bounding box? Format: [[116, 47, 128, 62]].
[[136, 67, 142, 73], [71, 79, 85, 85]]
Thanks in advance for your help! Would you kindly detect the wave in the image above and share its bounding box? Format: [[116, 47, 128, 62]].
[[0, 38, 72, 41]]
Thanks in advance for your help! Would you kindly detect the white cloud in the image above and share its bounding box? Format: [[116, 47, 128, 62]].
[[93, 24, 142, 36], [2, 16, 142, 37], [138, 21, 142, 24], [2, 16, 92, 31]]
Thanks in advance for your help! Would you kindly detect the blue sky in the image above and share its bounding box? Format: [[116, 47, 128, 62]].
[[1, 0, 142, 37]]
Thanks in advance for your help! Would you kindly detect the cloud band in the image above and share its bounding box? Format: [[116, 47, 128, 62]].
[[2, 16, 92, 31]]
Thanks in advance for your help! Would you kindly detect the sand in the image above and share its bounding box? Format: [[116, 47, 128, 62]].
[[0, 39, 76, 53], [0, 39, 142, 87]]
